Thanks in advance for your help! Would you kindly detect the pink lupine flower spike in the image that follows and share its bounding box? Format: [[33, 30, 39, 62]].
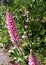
[[6, 9, 20, 47], [28, 49, 39, 65]]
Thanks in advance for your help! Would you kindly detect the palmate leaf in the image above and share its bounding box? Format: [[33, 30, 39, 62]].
[[9, 47, 27, 65], [9, 42, 32, 65]]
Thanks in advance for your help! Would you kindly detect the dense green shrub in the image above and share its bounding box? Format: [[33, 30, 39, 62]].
[[0, 0, 46, 65]]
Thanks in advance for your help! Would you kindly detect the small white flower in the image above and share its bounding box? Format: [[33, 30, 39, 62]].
[[19, 8, 22, 11], [22, 35, 27, 39], [26, 19, 29, 22], [27, 15, 29, 18], [23, 13, 27, 16], [24, 31, 27, 35], [30, 4, 32, 7], [25, 11, 29, 14], [8, 50, 12, 53], [26, 18, 29, 22], [25, 25, 28, 28]]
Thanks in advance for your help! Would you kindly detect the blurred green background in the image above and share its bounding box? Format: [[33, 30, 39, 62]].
[[0, 0, 46, 65]]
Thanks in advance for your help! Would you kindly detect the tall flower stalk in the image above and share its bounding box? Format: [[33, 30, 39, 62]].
[[6, 9, 20, 47], [28, 49, 39, 65]]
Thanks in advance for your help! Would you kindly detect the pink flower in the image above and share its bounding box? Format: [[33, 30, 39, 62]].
[[6, 9, 20, 47], [28, 49, 39, 65]]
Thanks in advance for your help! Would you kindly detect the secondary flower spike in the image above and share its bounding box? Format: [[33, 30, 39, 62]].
[[28, 49, 39, 65], [6, 9, 20, 47]]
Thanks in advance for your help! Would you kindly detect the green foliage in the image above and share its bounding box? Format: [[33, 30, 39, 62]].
[[0, 0, 46, 65]]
